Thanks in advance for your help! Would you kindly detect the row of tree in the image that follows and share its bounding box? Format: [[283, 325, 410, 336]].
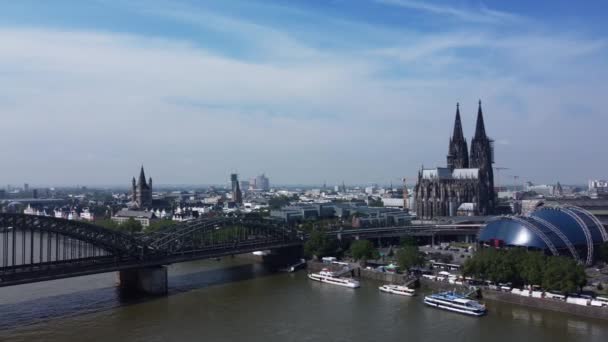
[[96, 217, 181, 234], [96, 218, 143, 233], [463, 248, 587, 293]]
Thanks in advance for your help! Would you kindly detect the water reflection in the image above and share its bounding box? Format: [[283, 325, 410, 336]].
[[1, 259, 608, 342]]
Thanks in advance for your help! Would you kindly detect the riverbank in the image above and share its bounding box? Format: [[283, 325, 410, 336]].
[[420, 278, 608, 321], [307, 261, 410, 283], [5, 261, 608, 342]]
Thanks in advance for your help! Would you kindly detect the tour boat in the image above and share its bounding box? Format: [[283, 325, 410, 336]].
[[307, 269, 360, 288], [424, 291, 486, 316], [279, 259, 307, 273], [379, 284, 416, 296]]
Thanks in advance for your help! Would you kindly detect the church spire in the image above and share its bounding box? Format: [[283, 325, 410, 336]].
[[473, 100, 487, 140], [447, 102, 469, 169], [139, 165, 147, 186], [452, 102, 465, 141]]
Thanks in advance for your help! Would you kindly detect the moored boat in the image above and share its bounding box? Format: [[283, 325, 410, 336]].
[[424, 291, 486, 316], [379, 284, 416, 296], [308, 268, 360, 288]]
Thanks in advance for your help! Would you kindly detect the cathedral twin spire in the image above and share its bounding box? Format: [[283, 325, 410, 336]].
[[447, 101, 489, 170], [452, 103, 465, 142], [473, 100, 487, 140], [447, 102, 469, 169]]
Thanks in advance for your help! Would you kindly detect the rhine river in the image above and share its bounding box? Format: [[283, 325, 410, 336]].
[[1, 258, 607, 342]]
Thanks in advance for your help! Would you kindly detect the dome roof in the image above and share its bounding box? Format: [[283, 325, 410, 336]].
[[478, 206, 608, 265]]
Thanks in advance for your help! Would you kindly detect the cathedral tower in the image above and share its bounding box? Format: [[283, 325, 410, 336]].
[[469, 101, 495, 215], [447, 103, 469, 170], [131, 166, 153, 208]]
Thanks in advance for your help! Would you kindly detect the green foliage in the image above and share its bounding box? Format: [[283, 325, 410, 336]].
[[518, 249, 546, 286], [96, 218, 142, 234], [367, 197, 384, 207], [463, 248, 587, 293], [304, 230, 338, 258], [542, 256, 587, 293], [268, 195, 296, 209], [96, 219, 119, 230], [396, 245, 424, 271], [350, 240, 378, 261], [120, 218, 143, 234], [299, 221, 315, 234], [147, 219, 178, 232], [400, 236, 417, 247]]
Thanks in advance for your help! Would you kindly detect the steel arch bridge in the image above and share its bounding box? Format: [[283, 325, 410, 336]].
[[0, 214, 302, 287], [0, 213, 483, 287]]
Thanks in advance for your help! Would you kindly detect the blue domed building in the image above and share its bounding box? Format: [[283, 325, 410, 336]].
[[478, 206, 608, 265]]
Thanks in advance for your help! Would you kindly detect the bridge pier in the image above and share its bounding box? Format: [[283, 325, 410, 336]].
[[262, 245, 303, 268], [118, 266, 168, 296]]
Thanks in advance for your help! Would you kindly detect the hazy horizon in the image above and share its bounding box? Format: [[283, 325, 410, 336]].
[[1, 0, 607, 186]]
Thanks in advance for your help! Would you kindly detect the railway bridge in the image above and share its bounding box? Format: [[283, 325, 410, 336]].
[[0, 214, 482, 294]]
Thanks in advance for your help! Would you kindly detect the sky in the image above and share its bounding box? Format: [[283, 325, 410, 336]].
[[0, 0, 607, 187]]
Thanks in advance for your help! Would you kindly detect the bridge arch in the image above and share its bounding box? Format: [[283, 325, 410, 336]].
[[145, 217, 300, 255], [0, 213, 145, 262]]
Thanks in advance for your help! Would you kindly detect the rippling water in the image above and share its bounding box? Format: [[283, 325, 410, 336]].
[[1, 258, 607, 342]]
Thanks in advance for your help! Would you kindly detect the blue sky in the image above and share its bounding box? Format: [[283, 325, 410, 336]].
[[0, 0, 606, 186]]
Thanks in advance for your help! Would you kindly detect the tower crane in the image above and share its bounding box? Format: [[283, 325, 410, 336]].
[[494, 167, 510, 191]]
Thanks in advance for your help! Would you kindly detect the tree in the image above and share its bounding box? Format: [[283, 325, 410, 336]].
[[367, 197, 384, 207], [463, 248, 587, 293], [542, 256, 586, 293], [396, 245, 424, 271], [96, 219, 119, 230], [268, 195, 293, 210], [304, 230, 337, 259], [120, 218, 143, 234], [519, 251, 546, 286], [350, 240, 378, 261], [147, 219, 178, 232], [400, 236, 417, 247]]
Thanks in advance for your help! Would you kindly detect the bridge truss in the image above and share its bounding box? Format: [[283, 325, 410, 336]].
[[0, 214, 301, 287]]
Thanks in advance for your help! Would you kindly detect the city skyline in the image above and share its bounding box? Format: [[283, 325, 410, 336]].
[[1, 0, 607, 185]]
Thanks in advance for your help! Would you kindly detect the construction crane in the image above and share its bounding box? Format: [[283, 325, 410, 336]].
[[494, 167, 510, 191], [508, 175, 521, 191]]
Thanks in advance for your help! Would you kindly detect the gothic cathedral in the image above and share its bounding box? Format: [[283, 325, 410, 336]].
[[414, 101, 495, 219]]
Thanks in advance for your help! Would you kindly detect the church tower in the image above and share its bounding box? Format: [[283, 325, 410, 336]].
[[469, 101, 495, 215], [447, 103, 469, 170], [132, 166, 153, 208]]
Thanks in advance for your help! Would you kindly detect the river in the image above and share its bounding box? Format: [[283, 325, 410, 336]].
[[0, 258, 607, 342]]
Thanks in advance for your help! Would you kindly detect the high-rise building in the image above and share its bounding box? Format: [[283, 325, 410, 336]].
[[255, 174, 270, 191], [131, 166, 153, 208], [414, 101, 495, 219], [231, 173, 243, 204]]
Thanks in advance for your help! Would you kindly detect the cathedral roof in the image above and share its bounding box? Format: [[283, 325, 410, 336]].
[[422, 168, 452, 180], [422, 167, 479, 180], [452, 168, 479, 179]]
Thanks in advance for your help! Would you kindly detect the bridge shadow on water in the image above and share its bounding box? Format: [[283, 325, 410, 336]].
[[0, 262, 276, 331]]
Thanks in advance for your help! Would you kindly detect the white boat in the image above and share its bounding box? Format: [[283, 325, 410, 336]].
[[379, 284, 416, 296], [279, 259, 307, 273], [424, 291, 486, 316], [308, 269, 360, 288]]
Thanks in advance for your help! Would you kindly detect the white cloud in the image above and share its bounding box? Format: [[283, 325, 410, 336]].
[[373, 0, 523, 24], [0, 4, 607, 186]]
